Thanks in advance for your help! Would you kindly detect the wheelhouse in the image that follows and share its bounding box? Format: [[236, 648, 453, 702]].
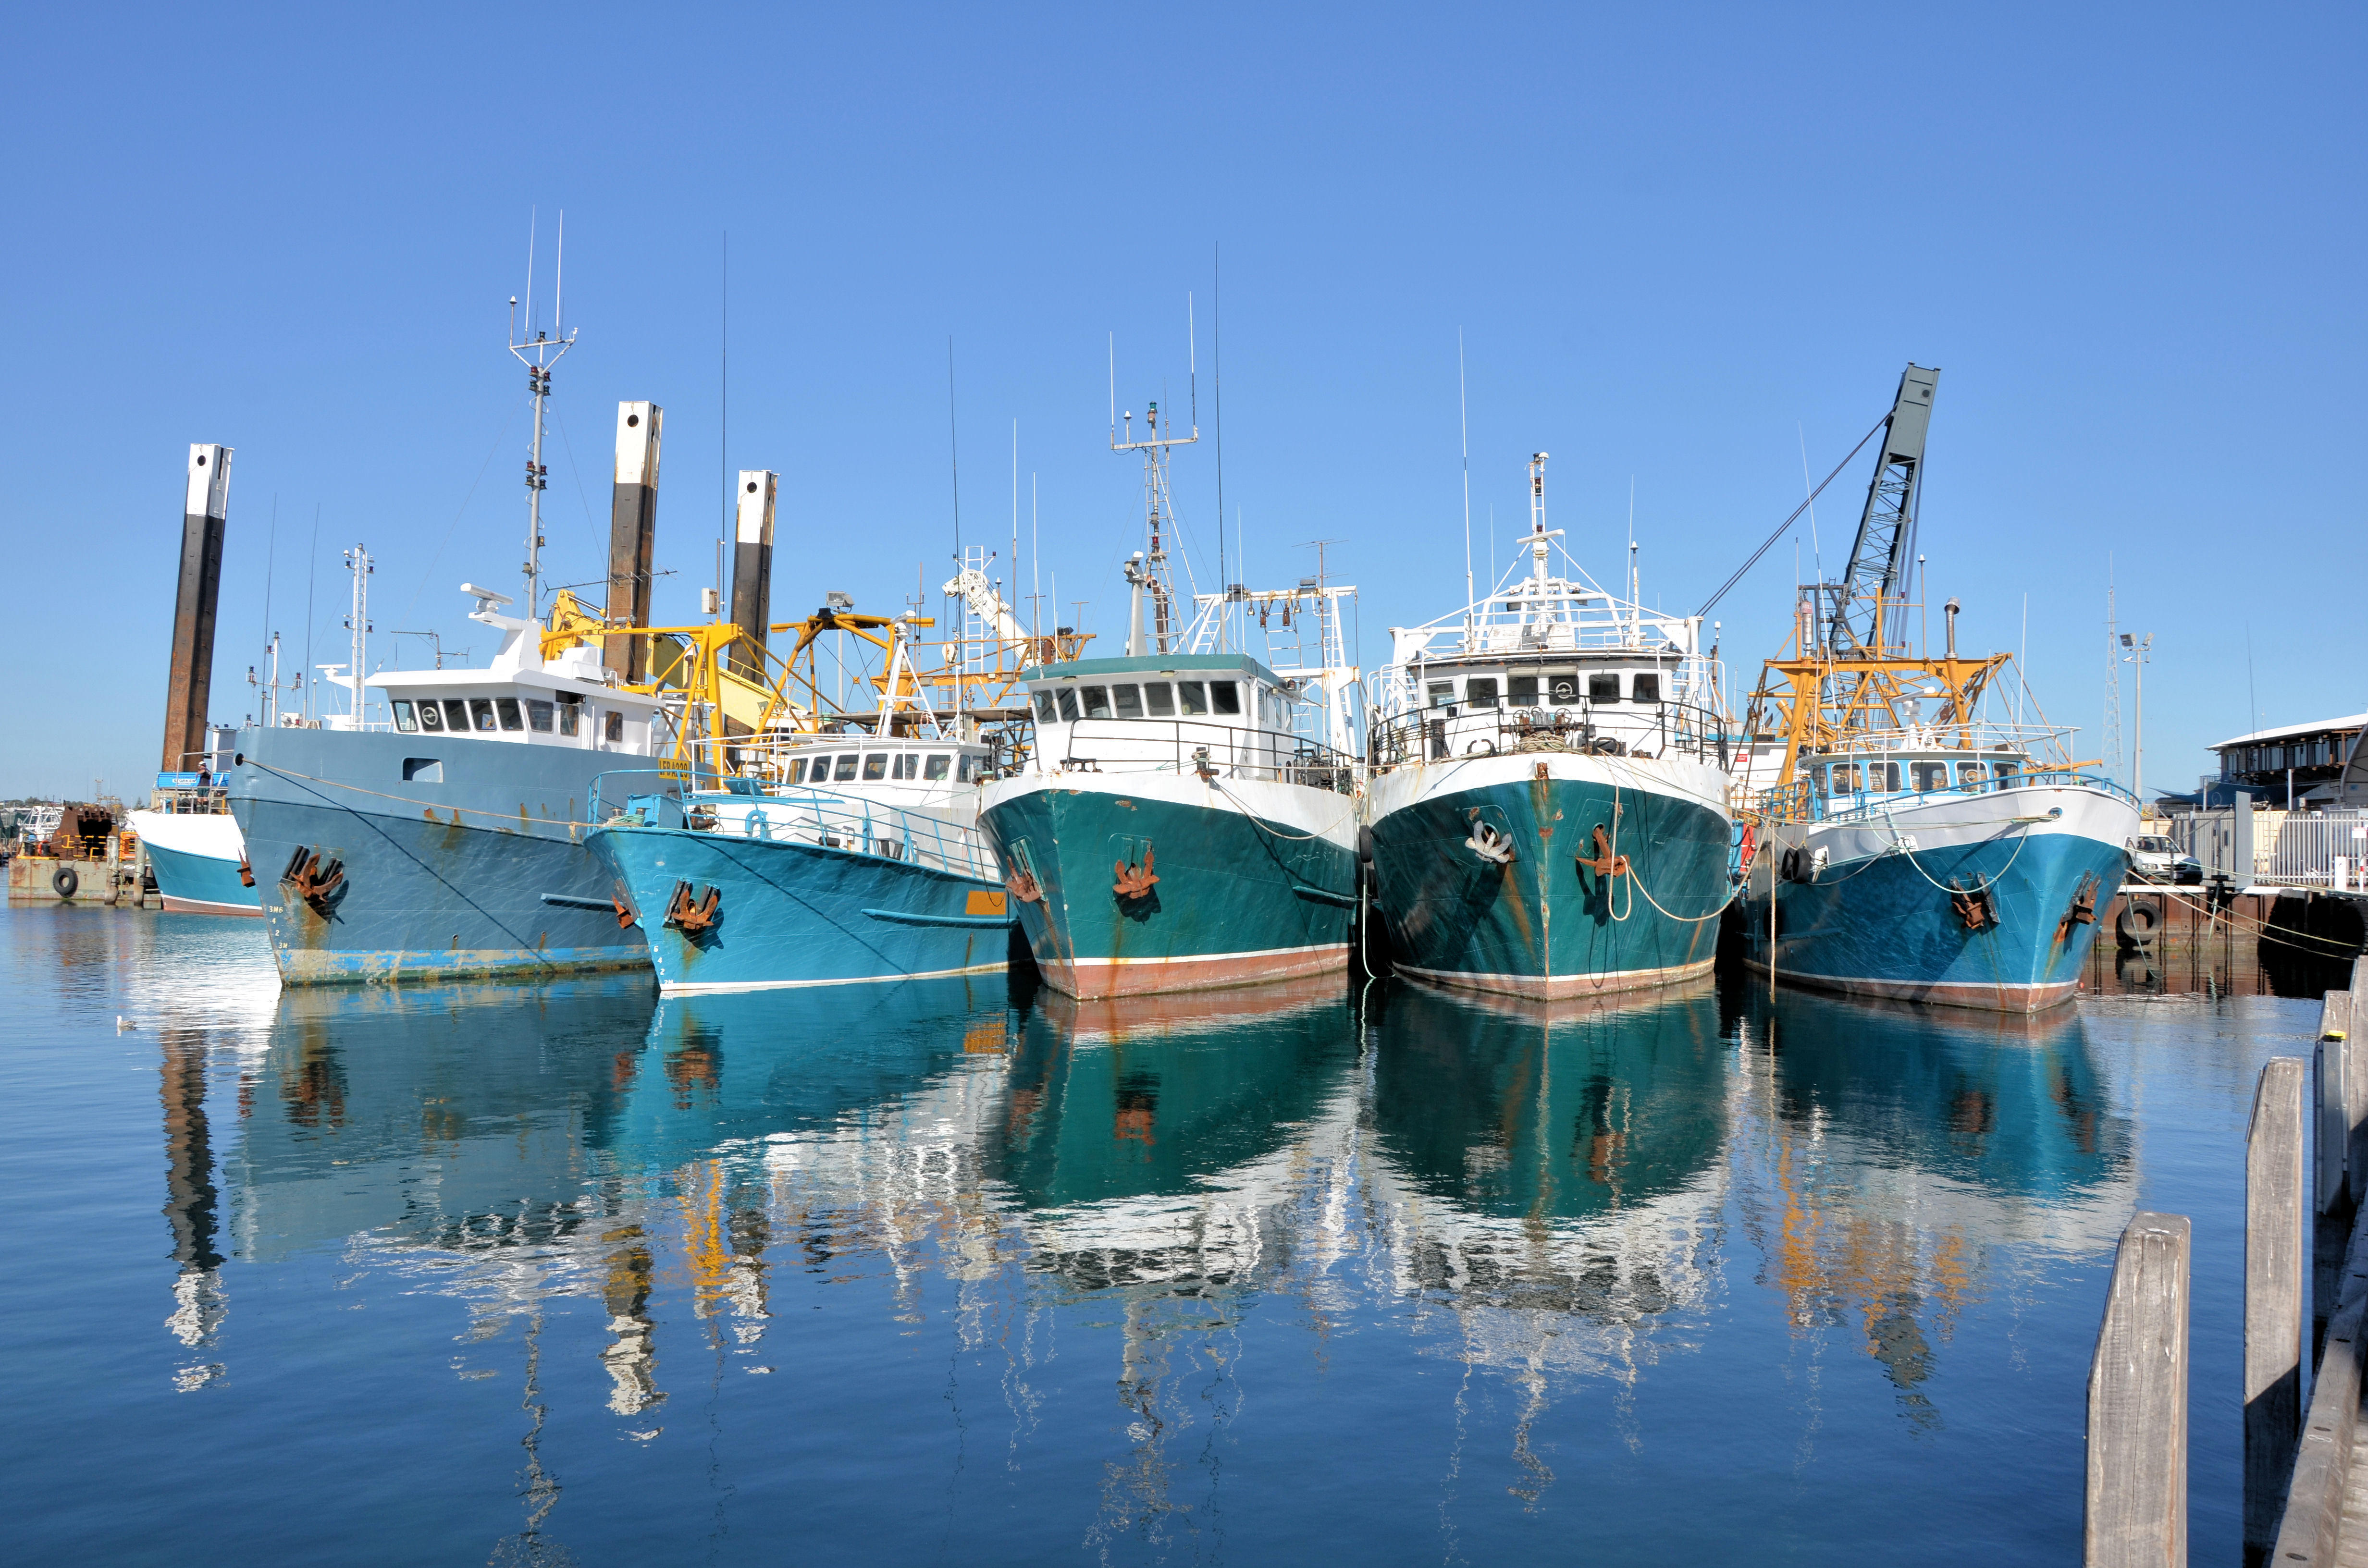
[[1017, 653, 1349, 785]]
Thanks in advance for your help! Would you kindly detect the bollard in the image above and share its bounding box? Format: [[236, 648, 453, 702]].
[[2248, 1058, 2307, 1563], [2088, 1211, 2191, 1568]]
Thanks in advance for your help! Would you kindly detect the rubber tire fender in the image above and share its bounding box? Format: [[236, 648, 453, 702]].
[[2116, 897, 2162, 948], [1357, 825, 1376, 866], [51, 864, 78, 899]]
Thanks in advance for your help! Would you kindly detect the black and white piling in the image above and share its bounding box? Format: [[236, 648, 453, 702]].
[[607, 402, 662, 685], [728, 469, 776, 679], [162, 444, 233, 772]]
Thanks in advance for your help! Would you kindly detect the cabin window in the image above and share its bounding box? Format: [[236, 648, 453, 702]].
[[1830, 763, 1861, 793], [392, 699, 418, 733], [1588, 674, 1621, 703], [1867, 762, 1900, 791], [862, 754, 888, 781], [496, 698, 524, 732], [1958, 762, 1988, 786], [1508, 675, 1539, 705], [556, 695, 581, 736], [1994, 759, 2019, 783], [1112, 684, 1144, 719], [1179, 681, 1209, 715], [1633, 673, 1661, 704], [1466, 677, 1499, 708], [1549, 674, 1579, 705], [1911, 761, 1948, 792], [1056, 688, 1081, 723], [466, 699, 495, 732], [417, 700, 444, 732], [1033, 692, 1057, 723], [1081, 686, 1112, 719], [1144, 682, 1175, 716], [527, 700, 554, 734], [443, 700, 470, 731], [924, 754, 951, 781], [1427, 682, 1455, 709], [834, 755, 859, 782], [894, 754, 918, 780], [1210, 681, 1241, 715], [958, 754, 981, 783], [604, 710, 624, 743]]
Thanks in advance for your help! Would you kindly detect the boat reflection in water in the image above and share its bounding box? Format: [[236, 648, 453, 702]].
[[1728, 987, 2136, 1428], [163, 952, 2138, 1557]]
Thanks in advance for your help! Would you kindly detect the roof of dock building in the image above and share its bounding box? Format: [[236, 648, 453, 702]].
[[2210, 712, 2368, 751]]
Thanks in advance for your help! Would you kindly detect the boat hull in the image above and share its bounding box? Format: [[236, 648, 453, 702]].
[[591, 822, 1015, 994], [980, 772, 1358, 1000], [128, 808, 259, 915], [1741, 782, 2135, 1012], [229, 725, 651, 984], [1367, 752, 1732, 999]]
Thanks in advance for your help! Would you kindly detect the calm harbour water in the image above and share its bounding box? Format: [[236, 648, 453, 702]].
[[0, 903, 2334, 1565]]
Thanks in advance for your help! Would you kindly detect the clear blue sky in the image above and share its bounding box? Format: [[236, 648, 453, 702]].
[[6, 4, 2359, 801]]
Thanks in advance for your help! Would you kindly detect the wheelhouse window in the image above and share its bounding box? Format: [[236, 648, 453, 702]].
[[1910, 761, 1948, 792], [1179, 682, 1209, 716], [556, 695, 581, 736], [861, 753, 888, 781], [1548, 674, 1579, 705], [1466, 677, 1499, 708], [1508, 675, 1539, 706], [1632, 673, 1661, 704], [527, 700, 554, 734], [957, 755, 981, 783], [496, 698, 524, 732], [470, 699, 498, 732], [1830, 763, 1861, 793], [1056, 688, 1081, 723], [1209, 680, 1240, 715], [894, 754, 918, 780], [1032, 692, 1057, 723], [1588, 674, 1621, 703], [924, 754, 951, 781], [1144, 682, 1175, 716], [1958, 762, 1988, 786], [1112, 684, 1144, 719], [604, 710, 623, 743], [1427, 682, 1454, 709], [1868, 761, 1901, 791], [833, 755, 859, 782], [443, 699, 469, 731], [1994, 758, 2020, 783], [393, 699, 418, 733], [417, 700, 444, 732], [1081, 686, 1112, 719]]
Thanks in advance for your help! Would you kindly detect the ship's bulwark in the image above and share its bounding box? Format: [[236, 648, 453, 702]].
[[231, 727, 650, 984], [592, 823, 1016, 993], [983, 778, 1358, 1001], [1371, 769, 1731, 999]]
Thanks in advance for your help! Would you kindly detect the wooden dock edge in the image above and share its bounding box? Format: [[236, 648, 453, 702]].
[[2270, 1207, 2368, 1566]]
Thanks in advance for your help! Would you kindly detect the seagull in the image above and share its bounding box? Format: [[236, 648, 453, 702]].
[[116, 1016, 138, 1031]]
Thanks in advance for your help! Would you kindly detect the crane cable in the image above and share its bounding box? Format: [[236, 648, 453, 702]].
[[1695, 415, 1888, 621]]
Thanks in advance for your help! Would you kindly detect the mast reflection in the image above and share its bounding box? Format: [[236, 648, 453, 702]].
[[160, 1024, 225, 1389]]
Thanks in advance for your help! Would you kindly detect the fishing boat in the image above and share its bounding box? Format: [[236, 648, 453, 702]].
[[1363, 453, 1737, 1000], [977, 398, 1364, 1000], [1734, 366, 2136, 1011], [591, 631, 1017, 993], [129, 792, 255, 915]]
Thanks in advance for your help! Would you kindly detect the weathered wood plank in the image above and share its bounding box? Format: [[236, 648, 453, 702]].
[[2271, 1207, 2368, 1567], [2254, 1058, 2310, 1562], [2089, 1211, 2191, 1568], [2326, 1029, 2352, 1214]]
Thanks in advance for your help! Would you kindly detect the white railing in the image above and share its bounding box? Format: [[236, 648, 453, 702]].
[[2269, 812, 2368, 889]]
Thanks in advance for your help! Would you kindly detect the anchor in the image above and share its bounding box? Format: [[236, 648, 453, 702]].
[[236, 853, 255, 889], [1949, 877, 1998, 932], [279, 846, 345, 914], [1464, 818, 1517, 866], [1577, 824, 1631, 880], [663, 879, 722, 936], [2057, 870, 2100, 942], [1005, 868, 1044, 904], [612, 879, 640, 929], [1113, 845, 1159, 901]]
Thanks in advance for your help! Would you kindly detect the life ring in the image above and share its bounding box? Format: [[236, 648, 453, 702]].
[[51, 865, 78, 899], [1737, 823, 1757, 869], [2116, 898, 2162, 949]]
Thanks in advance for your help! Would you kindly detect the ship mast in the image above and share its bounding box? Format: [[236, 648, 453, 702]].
[[508, 210, 577, 620], [1109, 307, 1199, 656]]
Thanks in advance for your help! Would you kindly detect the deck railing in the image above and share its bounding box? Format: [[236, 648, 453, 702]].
[[588, 769, 999, 882], [1367, 698, 1729, 773], [1050, 718, 1357, 795], [1757, 765, 2137, 826]]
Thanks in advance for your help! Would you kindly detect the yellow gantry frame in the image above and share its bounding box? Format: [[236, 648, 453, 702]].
[[1745, 637, 2011, 808]]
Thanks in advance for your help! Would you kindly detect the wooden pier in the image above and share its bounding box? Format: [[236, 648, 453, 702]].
[[2086, 956, 2368, 1565]]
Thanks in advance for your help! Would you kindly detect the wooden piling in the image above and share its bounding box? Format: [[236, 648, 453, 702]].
[[2320, 1025, 2349, 1215], [2087, 1211, 2191, 1568], [2249, 1058, 2307, 1563], [2268, 1213, 2368, 1567]]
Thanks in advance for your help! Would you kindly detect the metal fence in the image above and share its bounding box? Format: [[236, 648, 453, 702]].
[[2269, 812, 2368, 889]]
